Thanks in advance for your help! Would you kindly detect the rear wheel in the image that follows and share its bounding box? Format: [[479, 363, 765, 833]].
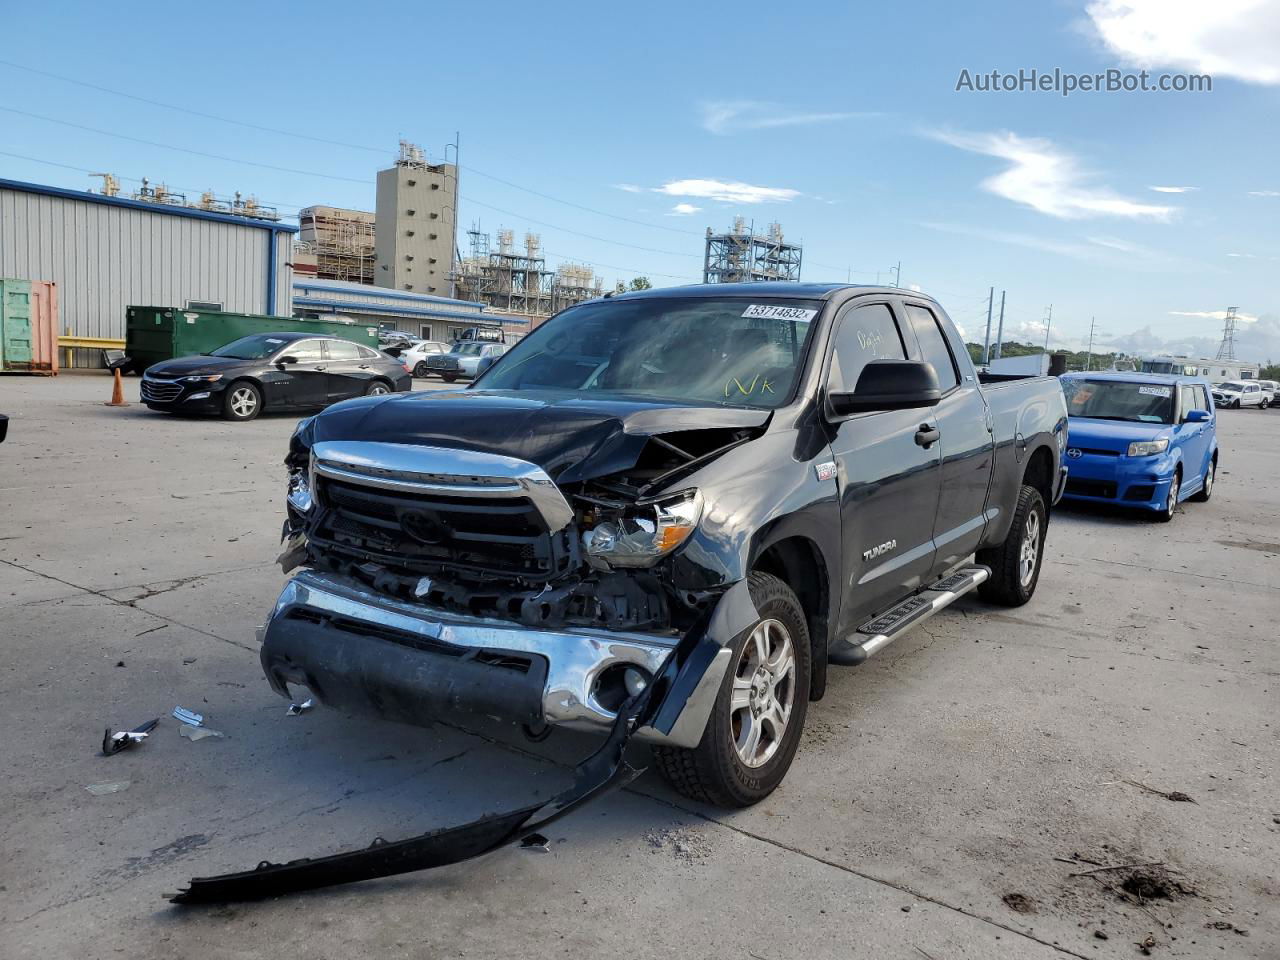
[[1191, 457, 1215, 502], [365, 380, 391, 396], [976, 484, 1046, 607], [652, 571, 810, 808], [221, 381, 261, 422], [413, 361, 429, 378]]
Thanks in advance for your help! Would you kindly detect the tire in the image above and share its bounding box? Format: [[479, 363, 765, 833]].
[[442, 373, 459, 383], [413, 362, 429, 378], [1260, 398, 1269, 409], [976, 484, 1047, 607], [652, 571, 811, 808], [365, 380, 392, 397], [1191, 456, 1215, 502], [1232, 398, 1241, 409], [1154, 468, 1180, 523], [221, 381, 262, 422]]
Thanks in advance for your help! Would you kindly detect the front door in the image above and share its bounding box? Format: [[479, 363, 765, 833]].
[[268, 338, 330, 408], [1175, 383, 1212, 488], [322, 339, 372, 402], [827, 301, 942, 636], [902, 301, 995, 571]]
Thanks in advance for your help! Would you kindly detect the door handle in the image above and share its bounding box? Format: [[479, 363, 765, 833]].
[[312, 365, 327, 371], [358, 364, 371, 370], [914, 424, 940, 448]]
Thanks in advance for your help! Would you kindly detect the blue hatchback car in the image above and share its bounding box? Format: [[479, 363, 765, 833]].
[[1059, 372, 1218, 522]]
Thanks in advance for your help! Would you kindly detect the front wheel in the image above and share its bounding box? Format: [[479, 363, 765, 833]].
[[221, 381, 261, 422], [976, 484, 1046, 606], [413, 362, 429, 378], [652, 571, 810, 808], [1155, 470, 1181, 522]]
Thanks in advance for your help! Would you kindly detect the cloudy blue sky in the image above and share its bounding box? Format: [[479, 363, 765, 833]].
[[2, 0, 1277, 360]]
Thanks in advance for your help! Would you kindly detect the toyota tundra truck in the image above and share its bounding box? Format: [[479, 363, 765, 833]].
[[267, 283, 1068, 808]]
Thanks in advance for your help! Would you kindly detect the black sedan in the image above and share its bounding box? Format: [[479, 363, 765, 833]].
[[140, 332, 411, 421]]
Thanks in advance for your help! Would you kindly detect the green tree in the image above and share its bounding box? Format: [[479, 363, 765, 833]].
[[628, 276, 653, 291]]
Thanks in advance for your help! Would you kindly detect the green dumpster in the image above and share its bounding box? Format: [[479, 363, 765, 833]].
[[125, 307, 381, 373]]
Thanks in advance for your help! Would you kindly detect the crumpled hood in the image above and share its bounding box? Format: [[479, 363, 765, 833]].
[[306, 388, 771, 484], [1067, 417, 1170, 453]]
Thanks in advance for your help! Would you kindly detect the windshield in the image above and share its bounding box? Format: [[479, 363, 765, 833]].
[[1063, 379, 1175, 424], [1218, 381, 1246, 391], [474, 296, 821, 408], [209, 334, 290, 360]]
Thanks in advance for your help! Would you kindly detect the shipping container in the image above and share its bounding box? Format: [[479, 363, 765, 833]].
[[125, 306, 381, 373], [0, 278, 59, 375]]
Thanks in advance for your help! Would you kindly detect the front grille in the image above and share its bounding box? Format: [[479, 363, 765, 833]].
[[311, 475, 572, 580], [1124, 484, 1156, 501], [1066, 478, 1117, 499], [427, 357, 459, 369], [141, 379, 182, 402], [1076, 447, 1121, 457]]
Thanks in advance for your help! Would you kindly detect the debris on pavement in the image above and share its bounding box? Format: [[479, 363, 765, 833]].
[[101, 717, 160, 756], [1123, 778, 1197, 803], [285, 698, 314, 716], [179, 725, 224, 741], [172, 706, 204, 727], [85, 780, 131, 795], [518, 832, 550, 852], [1205, 920, 1248, 936], [1001, 892, 1035, 913], [1136, 932, 1157, 955]]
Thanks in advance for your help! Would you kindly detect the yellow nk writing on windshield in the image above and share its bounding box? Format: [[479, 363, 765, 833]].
[[725, 373, 775, 399]]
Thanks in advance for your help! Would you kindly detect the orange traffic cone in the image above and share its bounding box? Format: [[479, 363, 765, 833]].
[[104, 368, 129, 407]]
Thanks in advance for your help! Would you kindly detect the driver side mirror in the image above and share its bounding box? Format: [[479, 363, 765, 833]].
[[276, 354, 299, 366], [1184, 408, 1211, 423], [827, 359, 942, 417]]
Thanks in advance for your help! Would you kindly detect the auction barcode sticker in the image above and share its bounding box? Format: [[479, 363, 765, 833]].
[[742, 304, 818, 322], [1138, 385, 1172, 397]]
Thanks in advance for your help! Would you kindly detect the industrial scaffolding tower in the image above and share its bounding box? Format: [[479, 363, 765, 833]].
[[703, 218, 802, 283], [456, 227, 602, 316]]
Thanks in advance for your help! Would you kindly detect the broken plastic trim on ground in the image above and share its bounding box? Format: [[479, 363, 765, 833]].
[[169, 627, 722, 904]]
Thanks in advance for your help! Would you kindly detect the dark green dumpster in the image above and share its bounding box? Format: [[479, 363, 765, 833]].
[[125, 307, 381, 373]]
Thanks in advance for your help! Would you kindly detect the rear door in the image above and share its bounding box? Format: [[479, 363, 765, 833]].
[[827, 300, 942, 634], [902, 301, 995, 571], [323, 339, 370, 401]]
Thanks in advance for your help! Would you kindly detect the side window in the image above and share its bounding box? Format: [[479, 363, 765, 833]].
[[357, 345, 381, 359], [1198, 386, 1211, 412], [287, 340, 326, 362], [829, 303, 907, 392], [1178, 385, 1197, 419], [327, 340, 361, 361], [903, 304, 960, 392]]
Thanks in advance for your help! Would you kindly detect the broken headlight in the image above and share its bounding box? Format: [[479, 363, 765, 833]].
[[286, 417, 315, 512], [583, 489, 702, 568]]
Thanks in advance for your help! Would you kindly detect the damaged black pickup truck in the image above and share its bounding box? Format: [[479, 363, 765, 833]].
[[266, 283, 1067, 808]]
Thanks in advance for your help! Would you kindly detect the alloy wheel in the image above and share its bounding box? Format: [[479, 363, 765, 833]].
[[1018, 508, 1041, 588], [729, 619, 795, 768], [1166, 474, 1180, 515], [368, 383, 390, 396], [230, 387, 257, 418]]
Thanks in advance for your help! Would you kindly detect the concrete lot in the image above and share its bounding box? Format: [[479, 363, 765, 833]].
[[1, 373, 1276, 960]]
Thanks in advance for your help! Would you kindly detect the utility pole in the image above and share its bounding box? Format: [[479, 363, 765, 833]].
[[981, 286, 994, 366], [445, 131, 461, 300], [892, 261, 902, 287], [1086, 316, 1097, 371], [994, 290, 1006, 359], [1042, 304, 1053, 353]]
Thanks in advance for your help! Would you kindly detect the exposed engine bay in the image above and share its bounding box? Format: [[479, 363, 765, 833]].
[[284, 420, 761, 634]]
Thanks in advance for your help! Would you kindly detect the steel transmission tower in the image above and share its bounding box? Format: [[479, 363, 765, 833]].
[[1214, 307, 1239, 360]]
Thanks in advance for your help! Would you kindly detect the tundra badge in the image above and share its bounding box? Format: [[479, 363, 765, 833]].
[[862, 539, 897, 562]]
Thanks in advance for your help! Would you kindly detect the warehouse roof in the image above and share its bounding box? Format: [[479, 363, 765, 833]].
[[292, 278, 484, 308], [0, 177, 298, 233]]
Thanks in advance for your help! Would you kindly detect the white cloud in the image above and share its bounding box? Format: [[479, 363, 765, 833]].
[[1248, 189, 1280, 197], [700, 101, 870, 135], [614, 183, 642, 193], [667, 203, 702, 216], [1102, 313, 1280, 361], [1086, 0, 1280, 85], [1087, 235, 1153, 254], [1149, 185, 1196, 193], [1170, 309, 1259, 324], [928, 129, 1176, 221], [654, 178, 800, 205], [921, 221, 1098, 259]]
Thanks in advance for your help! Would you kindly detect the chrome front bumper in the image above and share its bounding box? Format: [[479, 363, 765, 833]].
[[258, 570, 734, 747]]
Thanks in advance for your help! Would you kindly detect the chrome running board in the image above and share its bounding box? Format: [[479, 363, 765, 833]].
[[828, 565, 990, 666]]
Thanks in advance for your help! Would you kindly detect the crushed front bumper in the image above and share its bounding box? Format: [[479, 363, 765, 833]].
[[259, 570, 745, 748]]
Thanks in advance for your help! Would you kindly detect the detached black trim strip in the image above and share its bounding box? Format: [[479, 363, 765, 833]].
[[169, 628, 721, 905]]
